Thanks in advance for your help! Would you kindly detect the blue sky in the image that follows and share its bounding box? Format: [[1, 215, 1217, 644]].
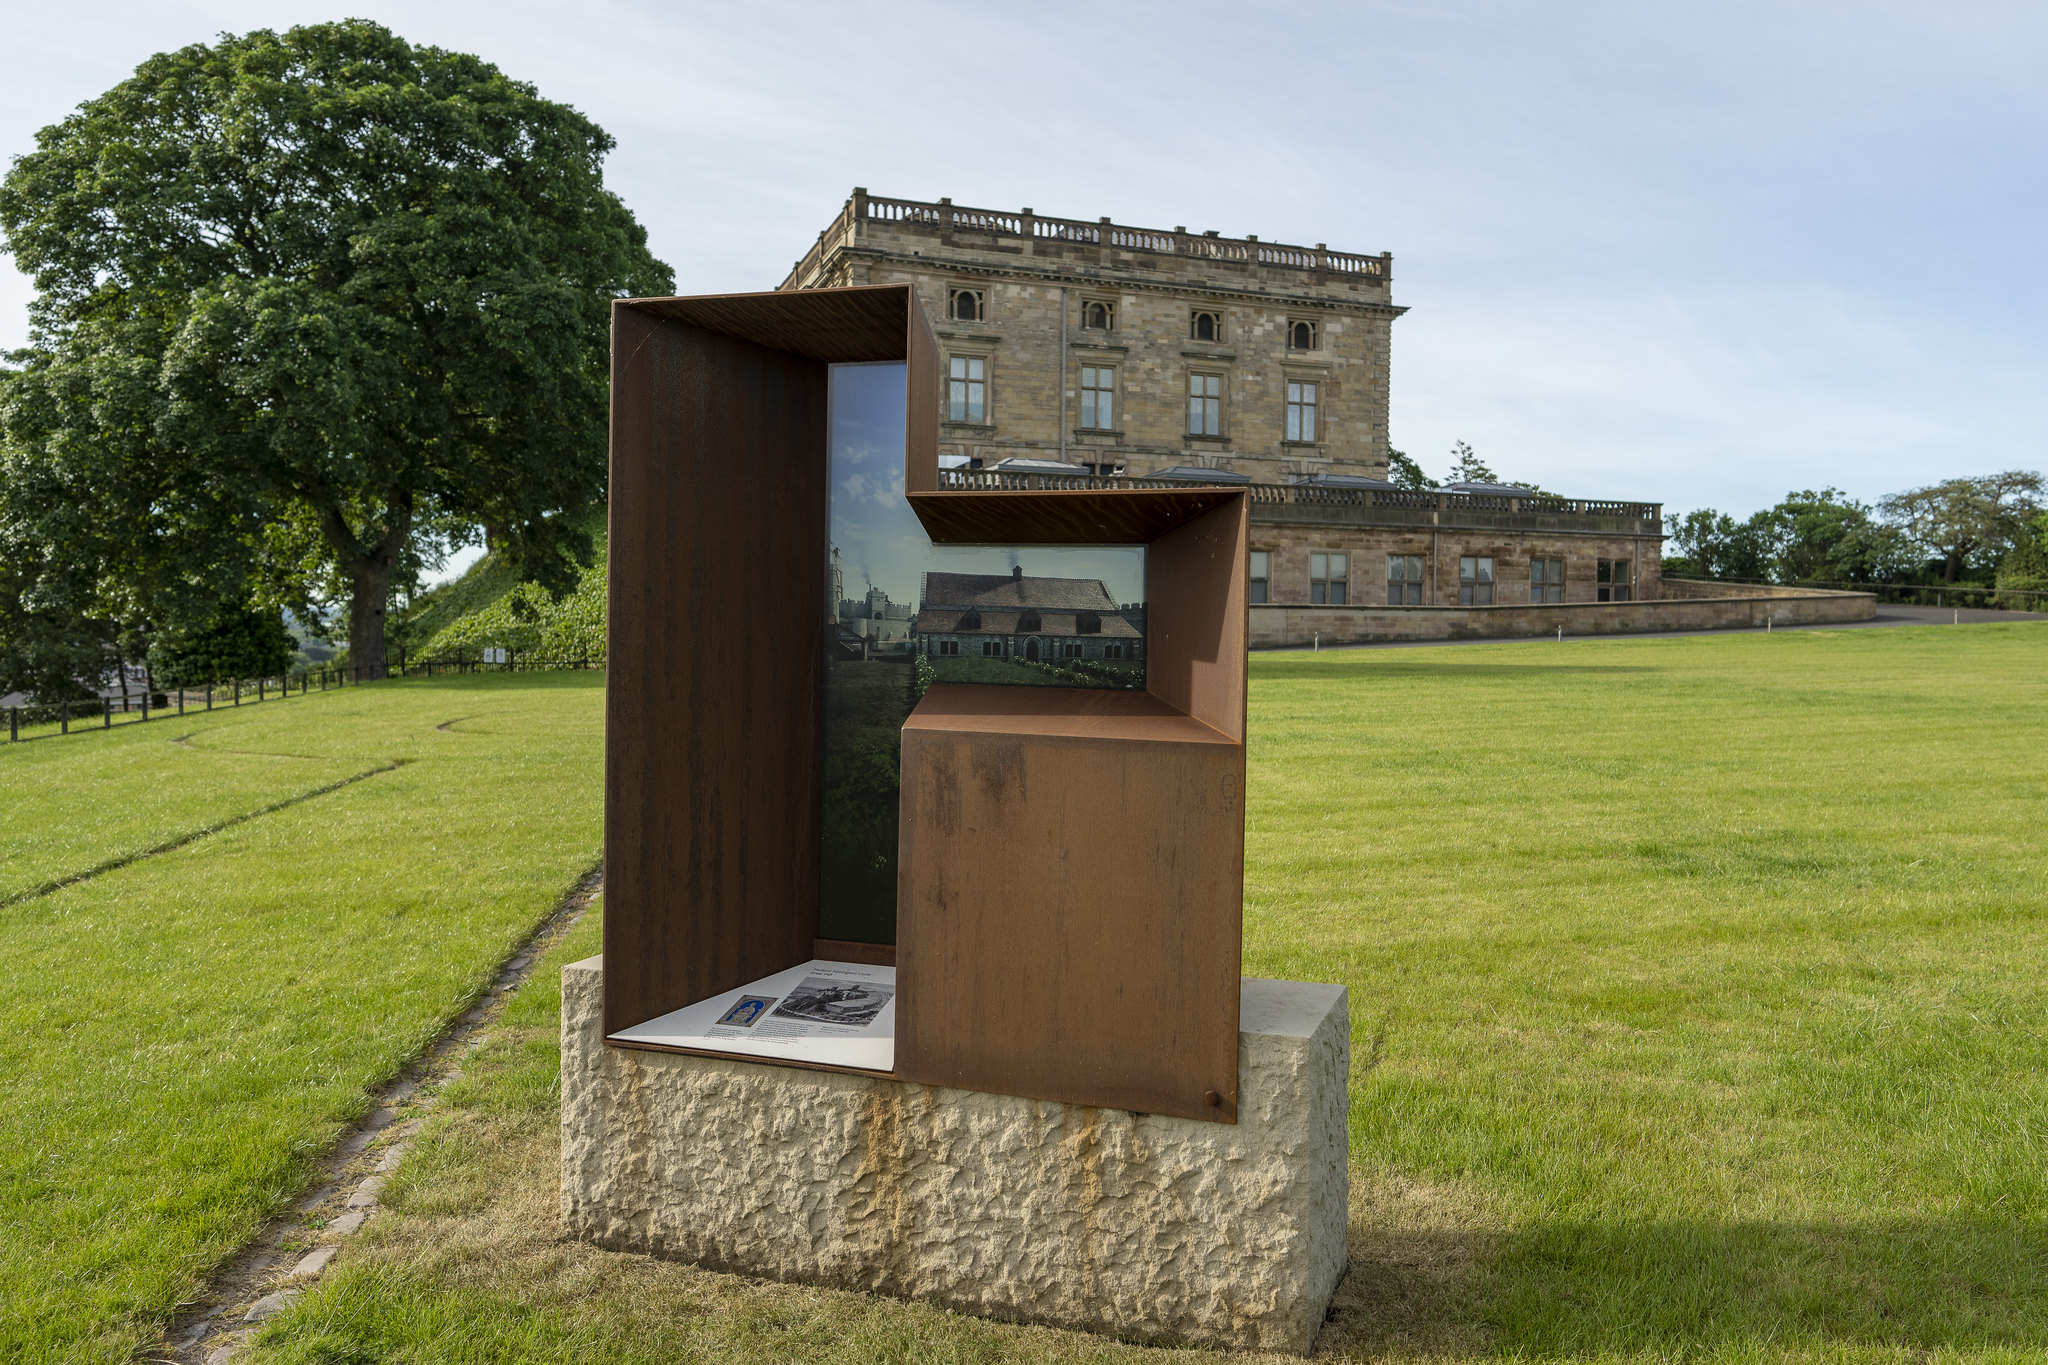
[[3, 0, 2042, 529]]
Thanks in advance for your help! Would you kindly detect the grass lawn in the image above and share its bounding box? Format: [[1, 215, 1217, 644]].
[[238, 623, 2048, 1364], [0, 674, 604, 1363], [0, 692, 374, 903]]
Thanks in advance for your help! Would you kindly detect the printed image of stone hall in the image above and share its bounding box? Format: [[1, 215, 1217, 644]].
[[916, 567, 1144, 664]]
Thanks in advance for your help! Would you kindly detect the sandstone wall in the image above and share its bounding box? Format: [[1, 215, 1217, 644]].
[[1250, 514, 1662, 607], [562, 957, 1350, 1354], [1251, 586, 1875, 647], [802, 198, 1401, 483]]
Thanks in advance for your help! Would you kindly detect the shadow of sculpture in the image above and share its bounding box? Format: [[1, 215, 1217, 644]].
[[1321, 1179, 2048, 1359]]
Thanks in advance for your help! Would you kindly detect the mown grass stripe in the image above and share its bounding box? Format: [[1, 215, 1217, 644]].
[[0, 762, 406, 909]]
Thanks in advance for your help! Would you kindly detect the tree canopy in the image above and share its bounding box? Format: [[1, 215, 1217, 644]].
[[0, 19, 671, 684], [1385, 447, 1433, 490], [1878, 471, 2043, 583], [1666, 476, 2041, 587], [1384, 441, 1550, 494]]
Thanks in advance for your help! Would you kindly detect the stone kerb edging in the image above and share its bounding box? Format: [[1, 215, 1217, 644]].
[[160, 869, 604, 1364]]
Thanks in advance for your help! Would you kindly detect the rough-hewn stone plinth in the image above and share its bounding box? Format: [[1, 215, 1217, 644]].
[[561, 956, 1348, 1354]]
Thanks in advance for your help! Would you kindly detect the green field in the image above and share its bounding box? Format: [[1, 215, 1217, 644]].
[[11, 624, 2048, 1362], [0, 674, 605, 1363], [231, 622, 2048, 1363]]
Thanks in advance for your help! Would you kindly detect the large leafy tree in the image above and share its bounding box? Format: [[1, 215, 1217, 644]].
[[1878, 471, 2043, 583], [1664, 508, 1774, 582], [1751, 488, 1913, 583], [0, 20, 671, 674]]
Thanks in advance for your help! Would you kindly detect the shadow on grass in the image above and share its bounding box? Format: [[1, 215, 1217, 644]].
[[1325, 1212, 2048, 1359]]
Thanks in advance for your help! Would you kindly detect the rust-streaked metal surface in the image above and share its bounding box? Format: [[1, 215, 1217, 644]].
[[907, 487, 1239, 546], [1146, 493, 1251, 742], [813, 938, 898, 967], [896, 688, 1244, 1123], [890, 494, 1250, 1119], [905, 684, 1235, 745], [605, 285, 938, 1041], [604, 302, 828, 1038], [605, 283, 1247, 1125], [904, 291, 940, 494], [622, 285, 917, 364]]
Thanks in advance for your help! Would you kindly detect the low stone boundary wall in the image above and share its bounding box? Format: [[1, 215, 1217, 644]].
[[1251, 581, 1874, 648], [1652, 577, 1855, 600]]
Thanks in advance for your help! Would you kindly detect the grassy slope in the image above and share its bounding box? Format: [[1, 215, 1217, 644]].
[[391, 553, 524, 654], [0, 698, 368, 902], [248, 623, 2048, 1363], [0, 674, 604, 1363]]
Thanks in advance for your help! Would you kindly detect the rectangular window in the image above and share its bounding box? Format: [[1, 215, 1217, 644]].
[[1387, 554, 1423, 605], [1531, 557, 1563, 604], [1286, 381, 1318, 442], [981, 638, 1002, 657], [948, 356, 986, 423], [1080, 365, 1115, 430], [1188, 372, 1223, 435], [1597, 558, 1633, 602], [1310, 551, 1348, 605], [1248, 551, 1270, 605], [1458, 556, 1494, 606]]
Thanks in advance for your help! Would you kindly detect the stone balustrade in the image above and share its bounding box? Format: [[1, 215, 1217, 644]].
[[783, 189, 1393, 291], [934, 467, 1661, 523]]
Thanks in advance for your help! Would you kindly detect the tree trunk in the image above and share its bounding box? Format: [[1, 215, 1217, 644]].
[[1944, 552, 1961, 583], [348, 558, 396, 678], [340, 495, 414, 679]]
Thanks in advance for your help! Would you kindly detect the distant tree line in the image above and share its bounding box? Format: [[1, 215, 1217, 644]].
[[0, 20, 669, 704], [1387, 440, 1553, 495], [1662, 473, 2046, 599]]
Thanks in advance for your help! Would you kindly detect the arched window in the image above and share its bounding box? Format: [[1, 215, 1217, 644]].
[[948, 288, 983, 321], [1083, 300, 1114, 330], [1288, 320, 1317, 350], [1190, 310, 1221, 342]]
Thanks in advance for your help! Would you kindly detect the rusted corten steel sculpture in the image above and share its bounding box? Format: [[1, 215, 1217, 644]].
[[604, 285, 1249, 1123]]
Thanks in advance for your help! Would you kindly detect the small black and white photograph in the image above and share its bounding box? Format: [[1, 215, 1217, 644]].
[[714, 996, 776, 1029], [770, 975, 894, 1029]]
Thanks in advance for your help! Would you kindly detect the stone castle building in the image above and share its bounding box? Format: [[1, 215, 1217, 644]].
[[781, 189, 1397, 482], [778, 192, 1870, 642]]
